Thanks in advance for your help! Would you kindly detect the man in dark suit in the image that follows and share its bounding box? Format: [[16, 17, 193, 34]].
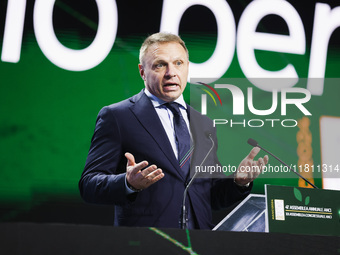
[[79, 32, 268, 229]]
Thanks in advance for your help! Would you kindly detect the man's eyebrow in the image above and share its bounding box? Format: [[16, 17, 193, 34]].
[[152, 56, 185, 64], [152, 59, 165, 64]]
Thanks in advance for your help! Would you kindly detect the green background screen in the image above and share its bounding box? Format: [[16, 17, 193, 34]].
[[0, 0, 339, 224]]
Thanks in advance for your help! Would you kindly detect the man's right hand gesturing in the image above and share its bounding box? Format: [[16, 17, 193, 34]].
[[125, 152, 164, 191]]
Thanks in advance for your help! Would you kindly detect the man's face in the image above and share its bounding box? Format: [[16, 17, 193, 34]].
[[139, 42, 189, 102]]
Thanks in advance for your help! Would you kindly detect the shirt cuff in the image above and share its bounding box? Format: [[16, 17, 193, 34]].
[[125, 176, 142, 193], [234, 179, 250, 188]]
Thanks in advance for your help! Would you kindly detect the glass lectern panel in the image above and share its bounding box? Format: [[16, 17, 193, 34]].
[[213, 194, 266, 232]]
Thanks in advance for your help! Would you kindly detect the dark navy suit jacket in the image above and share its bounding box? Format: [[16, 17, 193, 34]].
[[79, 90, 251, 229]]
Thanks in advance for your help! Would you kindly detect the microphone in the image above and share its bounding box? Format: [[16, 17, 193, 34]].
[[181, 133, 215, 229], [247, 138, 258, 147], [247, 138, 318, 189]]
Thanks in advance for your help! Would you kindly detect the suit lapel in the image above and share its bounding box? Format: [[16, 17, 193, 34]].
[[129, 91, 187, 181]]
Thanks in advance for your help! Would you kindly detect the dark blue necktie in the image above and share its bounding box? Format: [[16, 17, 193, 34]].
[[166, 102, 193, 177], [166, 102, 196, 228]]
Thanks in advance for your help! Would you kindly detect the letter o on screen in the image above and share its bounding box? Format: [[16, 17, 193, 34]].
[[33, 0, 117, 71], [160, 0, 235, 82]]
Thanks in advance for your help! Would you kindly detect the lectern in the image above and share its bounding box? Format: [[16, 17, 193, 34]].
[[214, 185, 340, 237]]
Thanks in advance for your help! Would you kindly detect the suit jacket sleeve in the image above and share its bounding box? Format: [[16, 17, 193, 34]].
[[79, 106, 135, 205]]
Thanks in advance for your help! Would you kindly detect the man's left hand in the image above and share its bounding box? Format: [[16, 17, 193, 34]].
[[234, 147, 269, 186]]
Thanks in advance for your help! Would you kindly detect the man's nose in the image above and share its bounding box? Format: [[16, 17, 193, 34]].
[[165, 64, 176, 78]]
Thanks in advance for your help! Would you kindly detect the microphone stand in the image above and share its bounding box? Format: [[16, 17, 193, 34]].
[[181, 134, 215, 229], [248, 138, 318, 189]]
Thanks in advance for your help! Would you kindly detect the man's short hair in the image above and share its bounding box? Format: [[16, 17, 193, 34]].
[[139, 32, 189, 65]]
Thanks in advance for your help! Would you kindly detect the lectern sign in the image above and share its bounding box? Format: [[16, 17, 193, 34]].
[[265, 185, 340, 236]]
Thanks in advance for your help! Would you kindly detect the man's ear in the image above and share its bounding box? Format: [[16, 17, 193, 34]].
[[138, 64, 145, 80]]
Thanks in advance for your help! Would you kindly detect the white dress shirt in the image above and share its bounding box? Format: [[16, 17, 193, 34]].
[[144, 88, 190, 159], [125, 89, 190, 193]]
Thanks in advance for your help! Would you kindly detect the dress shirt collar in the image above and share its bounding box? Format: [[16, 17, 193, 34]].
[[144, 88, 187, 109]]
